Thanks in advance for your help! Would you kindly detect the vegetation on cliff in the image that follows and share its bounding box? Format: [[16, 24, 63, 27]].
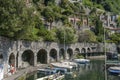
[[0, 0, 120, 43]]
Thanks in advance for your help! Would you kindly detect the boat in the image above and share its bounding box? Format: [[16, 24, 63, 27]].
[[46, 67, 68, 75], [37, 68, 65, 80], [108, 66, 120, 75], [36, 74, 64, 80], [61, 61, 78, 69], [73, 59, 90, 64], [51, 62, 73, 70], [37, 68, 56, 76]]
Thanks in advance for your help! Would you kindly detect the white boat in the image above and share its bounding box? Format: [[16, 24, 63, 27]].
[[73, 59, 90, 64], [51, 62, 73, 70], [108, 66, 120, 75], [61, 61, 78, 68], [36, 74, 64, 80], [37, 68, 65, 80], [37, 68, 56, 76]]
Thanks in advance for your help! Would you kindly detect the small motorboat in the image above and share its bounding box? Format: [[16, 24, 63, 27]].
[[108, 66, 120, 75], [73, 59, 90, 64], [46, 67, 68, 75], [37, 68, 56, 76], [51, 62, 73, 70], [61, 61, 78, 69], [37, 68, 65, 80]]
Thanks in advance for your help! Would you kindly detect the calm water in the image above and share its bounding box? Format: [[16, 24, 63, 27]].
[[26, 59, 120, 80]]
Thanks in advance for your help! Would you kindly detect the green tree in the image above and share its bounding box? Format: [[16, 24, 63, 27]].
[[56, 27, 77, 44], [44, 29, 57, 42], [95, 18, 104, 35], [78, 30, 97, 42], [43, 0, 56, 6], [109, 33, 120, 43], [0, 0, 42, 40], [42, 7, 55, 30], [0, 0, 25, 38], [116, 16, 120, 27]]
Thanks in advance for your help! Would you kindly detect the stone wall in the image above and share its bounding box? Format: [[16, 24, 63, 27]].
[[0, 36, 118, 76]]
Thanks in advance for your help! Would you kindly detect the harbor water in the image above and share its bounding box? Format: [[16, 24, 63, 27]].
[[26, 59, 120, 80]]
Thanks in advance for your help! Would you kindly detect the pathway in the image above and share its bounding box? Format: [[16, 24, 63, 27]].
[[3, 64, 48, 80]]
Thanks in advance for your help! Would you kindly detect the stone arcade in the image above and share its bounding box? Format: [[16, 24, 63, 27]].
[[0, 37, 117, 76]]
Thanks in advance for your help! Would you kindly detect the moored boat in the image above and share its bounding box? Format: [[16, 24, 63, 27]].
[[51, 62, 73, 70], [108, 66, 120, 75], [73, 59, 90, 64], [37, 68, 65, 80], [36, 74, 64, 80], [37, 68, 56, 76], [61, 61, 78, 69]]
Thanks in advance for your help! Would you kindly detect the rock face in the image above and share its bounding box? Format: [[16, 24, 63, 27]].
[[0, 36, 118, 76]]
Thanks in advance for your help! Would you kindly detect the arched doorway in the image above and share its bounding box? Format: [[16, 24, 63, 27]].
[[74, 48, 80, 58], [67, 48, 73, 60], [0, 54, 3, 64], [9, 53, 15, 66], [37, 49, 47, 64], [74, 48, 80, 54], [87, 48, 91, 53], [59, 48, 65, 60], [81, 48, 86, 58], [87, 48, 91, 56], [81, 48, 86, 53], [50, 49, 57, 62], [22, 50, 34, 67]]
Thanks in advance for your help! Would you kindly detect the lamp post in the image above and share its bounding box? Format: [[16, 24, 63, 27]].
[[104, 27, 107, 80]]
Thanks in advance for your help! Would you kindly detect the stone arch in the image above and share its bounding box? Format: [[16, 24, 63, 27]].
[[87, 48, 92, 57], [74, 48, 80, 54], [59, 48, 65, 60], [0, 54, 3, 64], [37, 49, 47, 64], [87, 48, 91, 53], [81, 48, 86, 53], [74, 48, 80, 58], [22, 50, 34, 67], [50, 49, 57, 62], [9, 53, 15, 66], [67, 48, 73, 60]]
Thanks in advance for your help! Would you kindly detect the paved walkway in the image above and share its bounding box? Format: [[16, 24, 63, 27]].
[[3, 64, 48, 80]]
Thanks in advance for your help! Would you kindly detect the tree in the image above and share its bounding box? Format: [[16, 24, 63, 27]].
[[0, 0, 25, 38], [0, 0, 42, 40], [116, 16, 120, 27], [109, 33, 120, 43], [44, 0, 55, 6], [78, 30, 97, 42], [41, 7, 55, 30], [95, 18, 104, 35], [56, 27, 77, 44]]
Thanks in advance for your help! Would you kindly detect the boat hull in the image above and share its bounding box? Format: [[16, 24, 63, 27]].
[[73, 59, 90, 64], [108, 67, 120, 75]]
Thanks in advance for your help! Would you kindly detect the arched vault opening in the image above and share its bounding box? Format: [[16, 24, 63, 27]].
[[9, 53, 15, 66], [50, 49, 57, 62], [37, 49, 47, 64], [67, 48, 73, 60], [0, 54, 3, 64], [59, 48, 65, 60], [22, 50, 34, 67]]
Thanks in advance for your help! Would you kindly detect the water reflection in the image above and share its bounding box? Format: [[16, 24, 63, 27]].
[[74, 60, 105, 80], [64, 60, 120, 80], [26, 59, 120, 80]]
